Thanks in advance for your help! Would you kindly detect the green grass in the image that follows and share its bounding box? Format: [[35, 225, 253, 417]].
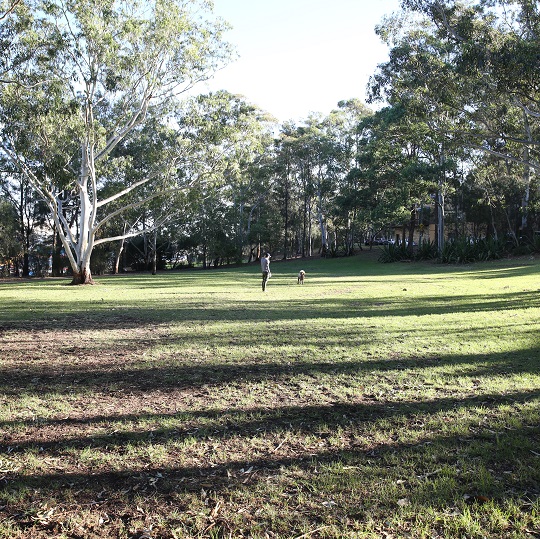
[[0, 252, 539, 538]]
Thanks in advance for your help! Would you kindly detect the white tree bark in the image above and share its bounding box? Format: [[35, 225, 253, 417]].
[[1, 0, 232, 283]]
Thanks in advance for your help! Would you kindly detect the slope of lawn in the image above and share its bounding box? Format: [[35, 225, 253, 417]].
[[0, 251, 539, 538]]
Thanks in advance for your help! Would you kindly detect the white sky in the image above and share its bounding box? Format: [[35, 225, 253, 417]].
[[199, 0, 402, 123]]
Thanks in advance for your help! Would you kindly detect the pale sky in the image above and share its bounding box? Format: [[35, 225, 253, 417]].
[[200, 0, 402, 123]]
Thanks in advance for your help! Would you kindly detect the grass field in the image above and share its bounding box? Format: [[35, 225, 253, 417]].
[[0, 251, 539, 539]]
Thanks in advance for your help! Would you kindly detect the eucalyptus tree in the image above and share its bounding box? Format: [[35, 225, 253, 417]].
[[240, 156, 276, 262], [0, 197, 21, 275], [0, 170, 48, 276], [325, 99, 373, 254], [301, 116, 345, 256], [273, 117, 345, 258], [98, 118, 189, 275], [357, 103, 446, 251], [1, 0, 48, 85], [391, 0, 540, 235], [272, 124, 300, 259], [271, 124, 306, 258], [369, 5, 480, 250], [174, 90, 276, 264], [0, 0, 232, 284], [463, 156, 526, 242]]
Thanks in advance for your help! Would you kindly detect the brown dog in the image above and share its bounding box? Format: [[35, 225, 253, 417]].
[[297, 270, 305, 284]]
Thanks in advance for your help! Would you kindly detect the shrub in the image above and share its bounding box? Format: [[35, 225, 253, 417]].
[[380, 236, 514, 264], [378, 242, 412, 263], [415, 240, 438, 261], [522, 234, 540, 254], [440, 237, 507, 264]]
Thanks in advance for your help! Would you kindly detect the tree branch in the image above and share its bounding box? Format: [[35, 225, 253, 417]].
[[93, 182, 195, 233], [93, 210, 180, 246], [0, 0, 22, 21], [468, 143, 540, 172]]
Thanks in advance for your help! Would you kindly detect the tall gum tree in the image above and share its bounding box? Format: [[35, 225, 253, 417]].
[[0, 0, 232, 283], [394, 0, 540, 235]]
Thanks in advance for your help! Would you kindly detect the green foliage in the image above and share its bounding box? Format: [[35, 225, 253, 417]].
[[0, 198, 21, 273], [0, 0, 235, 282], [414, 239, 438, 260], [380, 235, 540, 265], [529, 234, 540, 254], [378, 241, 412, 263], [379, 239, 438, 263], [2, 0, 540, 279], [440, 237, 508, 264]]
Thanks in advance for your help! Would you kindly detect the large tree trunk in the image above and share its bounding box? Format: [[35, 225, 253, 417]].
[[71, 264, 94, 285], [22, 252, 30, 278]]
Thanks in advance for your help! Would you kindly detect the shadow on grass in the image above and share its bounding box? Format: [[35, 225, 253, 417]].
[[1, 390, 539, 519], [2, 388, 539, 452], [1, 345, 539, 398], [1, 287, 539, 330]]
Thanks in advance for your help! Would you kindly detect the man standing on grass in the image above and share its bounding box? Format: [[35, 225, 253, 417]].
[[261, 252, 271, 291]]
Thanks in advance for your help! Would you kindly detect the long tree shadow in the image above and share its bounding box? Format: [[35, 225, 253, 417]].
[[2, 256, 536, 290], [4, 423, 539, 491], [1, 288, 539, 331], [2, 396, 538, 531], [1, 345, 539, 398], [2, 388, 539, 453]]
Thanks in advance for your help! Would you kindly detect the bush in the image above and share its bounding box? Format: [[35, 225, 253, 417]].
[[440, 237, 507, 264], [378, 242, 412, 263], [379, 240, 438, 263], [507, 234, 540, 256], [415, 240, 438, 261], [380, 237, 512, 264], [532, 235, 540, 253]]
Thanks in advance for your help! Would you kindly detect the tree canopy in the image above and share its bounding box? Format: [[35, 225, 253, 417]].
[[1, 0, 539, 279], [0, 0, 233, 283]]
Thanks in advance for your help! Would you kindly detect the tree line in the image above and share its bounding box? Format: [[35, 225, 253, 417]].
[[1, 0, 539, 282]]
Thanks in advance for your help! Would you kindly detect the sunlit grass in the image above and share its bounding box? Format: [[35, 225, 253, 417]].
[[0, 252, 539, 538]]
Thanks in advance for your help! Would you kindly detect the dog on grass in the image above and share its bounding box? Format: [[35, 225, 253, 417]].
[[297, 270, 305, 285]]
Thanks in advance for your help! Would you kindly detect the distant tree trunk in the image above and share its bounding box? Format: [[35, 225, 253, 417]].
[[151, 228, 157, 275], [316, 179, 327, 254], [18, 186, 31, 277], [437, 145, 445, 253], [114, 224, 128, 274], [301, 169, 309, 258], [142, 232, 149, 270], [408, 207, 416, 255], [246, 200, 261, 263], [488, 198, 499, 242], [521, 110, 532, 235], [283, 165, 290, 260], [346, 215, 355, 255], [436, 187, 445, 253], [114, 240, 124, 274], [308, 217, 313, 257]]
